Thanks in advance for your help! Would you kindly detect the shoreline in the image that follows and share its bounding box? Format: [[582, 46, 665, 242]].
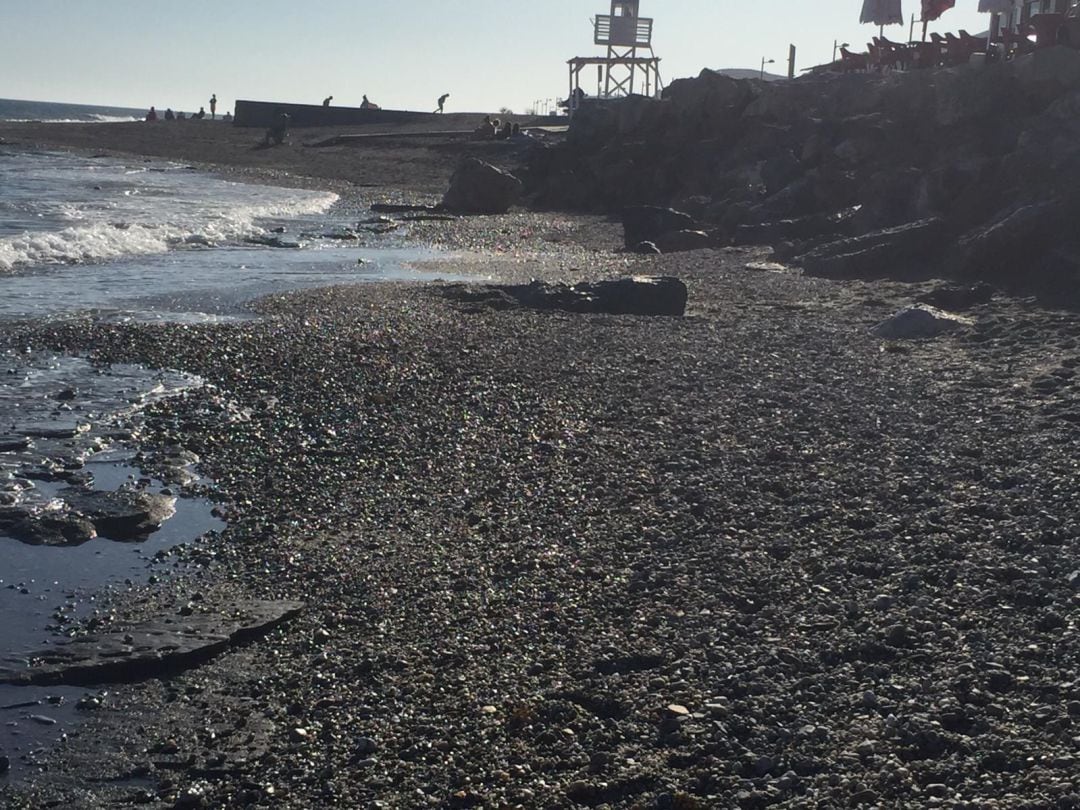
[[3, 123, 1080, 808]]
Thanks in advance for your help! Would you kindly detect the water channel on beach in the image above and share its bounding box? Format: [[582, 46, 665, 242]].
[[0, 151, 464, 777]]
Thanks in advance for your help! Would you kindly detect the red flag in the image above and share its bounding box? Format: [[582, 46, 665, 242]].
[[922, 0, 956, 21]]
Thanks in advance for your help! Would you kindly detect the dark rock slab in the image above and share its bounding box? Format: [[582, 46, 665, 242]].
[[793, 218, 948, 279], [445, 276, 688, 317], [734, 208, 858, 246], [622, 206, 696, 249], [60, 488, 176, 541], [20, 423, 86, 440], [442, 158, 522, 214], [0, 600, 305, 686]]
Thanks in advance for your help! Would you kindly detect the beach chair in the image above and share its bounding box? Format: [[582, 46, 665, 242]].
[[839, 46, 869, 72], [1029, 13, 1066, 48]]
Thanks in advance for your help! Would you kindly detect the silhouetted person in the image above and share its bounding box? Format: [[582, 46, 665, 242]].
[[209, 94, 217, 120], [498, 120, 512, 139], [360, 95, 380, 110], [323, 95, 333, 107], [164, 108, 175, 121], [264, 113, 291, 146], [195, 107, 206, 120], [223, 111, 233, 122], [436, 93, 450, 113], [145, 106, 158, 122]]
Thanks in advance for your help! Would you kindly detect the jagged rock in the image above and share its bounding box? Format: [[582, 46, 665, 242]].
[[0, 600, 305, 686], [622, 206, 696, 249], [60, 488, 176, 541], [794, 218, 948, 279], [442, 159, 522, 214], [871, 305, 974, 340], [0, 507, 97, 547]]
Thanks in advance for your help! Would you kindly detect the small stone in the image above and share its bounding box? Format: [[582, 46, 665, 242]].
[[665, 703, 690, 717], [872, 594, 895, 610], [355, 736, 378, 755], [290, 727, 309, 742], [925, 784, 950, 798], [28, 714, 57, 726]]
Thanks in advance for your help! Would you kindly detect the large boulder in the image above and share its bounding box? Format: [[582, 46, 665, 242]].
[[954, 201, 1067, 280], [442, 159, 523, 214], [794, 218, 948, 279]]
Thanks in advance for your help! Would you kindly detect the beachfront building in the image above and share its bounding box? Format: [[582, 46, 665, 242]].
[[998, 0, 1069, 33]]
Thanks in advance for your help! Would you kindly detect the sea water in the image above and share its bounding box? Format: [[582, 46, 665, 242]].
[[0, 133, 457, 771]]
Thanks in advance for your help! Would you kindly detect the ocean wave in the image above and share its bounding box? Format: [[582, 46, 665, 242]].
[[0, 192, 339, 273], [2, 115, 140, 124]]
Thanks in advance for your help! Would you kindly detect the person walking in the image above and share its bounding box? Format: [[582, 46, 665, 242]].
[[436, 92, 450, 113], [209, 94, 217, 120], [323, 95, 333, 107]]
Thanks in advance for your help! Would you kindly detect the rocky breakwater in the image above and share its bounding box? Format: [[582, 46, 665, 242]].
[[526, 48, 1080, 300]]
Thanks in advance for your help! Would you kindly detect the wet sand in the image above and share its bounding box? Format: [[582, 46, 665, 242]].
[[2, 122, 1080, 808]]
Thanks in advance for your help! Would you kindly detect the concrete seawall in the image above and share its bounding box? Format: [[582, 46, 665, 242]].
[[233, 100, 441, 128]]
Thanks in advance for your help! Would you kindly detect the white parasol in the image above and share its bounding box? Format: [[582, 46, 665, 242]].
[[861, 0, 904, 26]]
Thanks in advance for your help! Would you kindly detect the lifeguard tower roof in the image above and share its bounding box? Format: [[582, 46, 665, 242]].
[[566, 0, 662, 113]]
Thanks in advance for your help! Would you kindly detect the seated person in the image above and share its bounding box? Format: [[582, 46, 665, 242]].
[[145, 106, 158, 122], [360, 95, 380, 110], [194, 107, 206, 119], [471, 115, 496, 140], [164, 108, 175, 121]]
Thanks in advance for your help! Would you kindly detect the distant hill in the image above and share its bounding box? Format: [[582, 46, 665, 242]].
[[714, 68, 788, 82]]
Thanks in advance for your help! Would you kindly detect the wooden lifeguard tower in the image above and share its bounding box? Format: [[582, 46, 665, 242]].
[[567, 0, 662, 114]]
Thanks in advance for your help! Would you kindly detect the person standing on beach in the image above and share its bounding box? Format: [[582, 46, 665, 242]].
[[209, 94, 217, 120], [145, 106, 158, 122], [436, 93, 450, 113]]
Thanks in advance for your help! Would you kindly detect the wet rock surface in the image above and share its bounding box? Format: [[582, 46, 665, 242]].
[[0, 600, 304, 687], [1, 218, 1079, 806]]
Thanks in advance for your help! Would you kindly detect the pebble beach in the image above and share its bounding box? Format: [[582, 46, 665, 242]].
[[2, 120, 1080, 809]]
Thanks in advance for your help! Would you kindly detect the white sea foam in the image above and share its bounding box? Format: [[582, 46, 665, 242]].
[[0, 154, 339, 272]]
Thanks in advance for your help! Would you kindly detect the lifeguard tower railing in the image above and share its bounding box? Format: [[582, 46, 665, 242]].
[[594, 14, 654, 48]]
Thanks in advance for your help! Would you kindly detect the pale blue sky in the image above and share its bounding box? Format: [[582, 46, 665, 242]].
[[1, 1, 992, 114]]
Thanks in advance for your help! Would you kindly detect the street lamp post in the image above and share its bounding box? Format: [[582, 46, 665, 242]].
[[760, 57, 775, 80]]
